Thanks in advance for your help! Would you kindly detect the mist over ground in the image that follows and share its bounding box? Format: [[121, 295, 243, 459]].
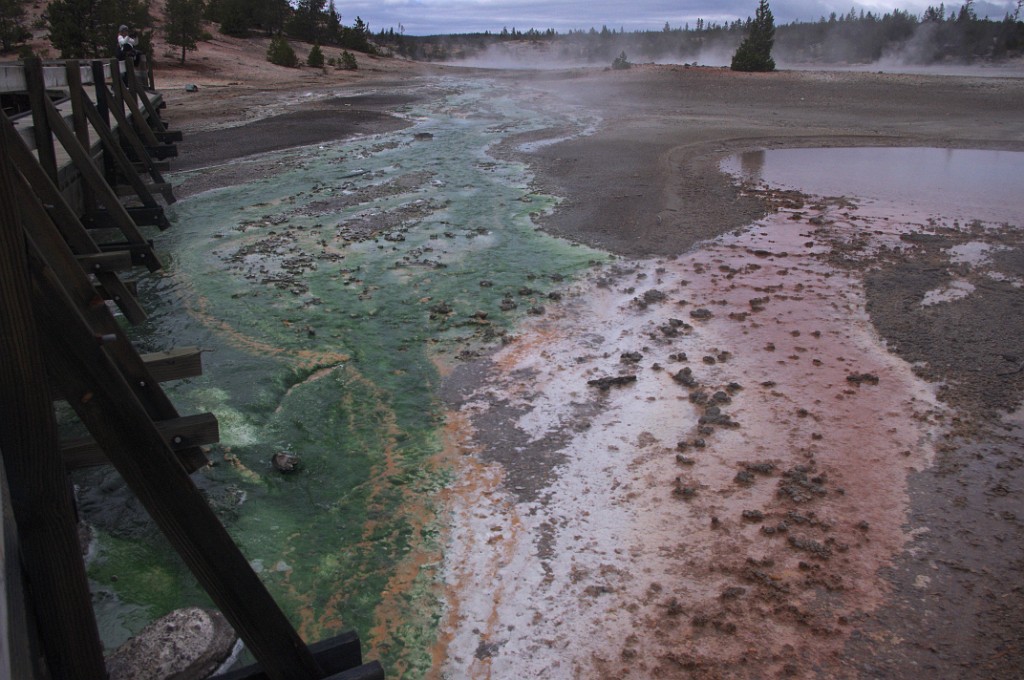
[[381, 8, 1024, 72]]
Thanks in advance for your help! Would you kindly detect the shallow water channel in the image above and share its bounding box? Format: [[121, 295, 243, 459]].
[[75, 77, 605, 674]]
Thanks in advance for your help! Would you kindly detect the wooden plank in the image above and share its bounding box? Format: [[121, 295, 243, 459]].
[[0, 96, 108, 680], [66, 60, 96, 213], [83, 206, 167, 229], [54, 93, 162, 212], [13, 164, 208, 473], [95, 278, 138, 300], [114, 181, 172, 198], [3, 114, 149, 323], [37, 97, 162, 272], [97, 241, 156, 266], [133, 160, 171, 171], [216, 632, 365, 680], [31, 258, 325, 680], [326, 663, 385, 680], [76, 250, 133, 272], [140, 347, 204, 382], [91, 61, 117, 181], [147, 144, 178, 159], [96, 79, 175, 205], [126, 66, 167, 133], [0, 462, 37, 680], [154, 130, 182, 142], [61, 412, 218, 469], [113, 68, 161, 147], [24, 59, 58, 184]]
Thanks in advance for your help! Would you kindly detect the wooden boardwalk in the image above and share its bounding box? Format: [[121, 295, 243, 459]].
[[0, 58, 383, 680]]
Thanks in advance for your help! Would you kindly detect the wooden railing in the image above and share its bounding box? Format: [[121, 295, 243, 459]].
[[0, 57, 384, 680]]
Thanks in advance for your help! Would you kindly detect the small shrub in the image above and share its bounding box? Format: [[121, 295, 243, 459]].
[[611, 51, 631, 69], [267, 35, 298, 67], [339, 50, 358, 70], [307, 42, 324, 68]]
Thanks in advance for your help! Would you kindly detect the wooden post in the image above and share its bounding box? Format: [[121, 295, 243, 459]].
[[0, 92, 108, 680], [47, 92, 164, 211], [32, 259, 325, 680], [16, 102, 163, 272], [113, 71, 162, 147], [65, 60, 96, 213], [0, 463, 37, 680], [94, 84, 175, 205], [91, 60, 116, 182], [124, 62, 166, 132], [23, 58, 59, 185]]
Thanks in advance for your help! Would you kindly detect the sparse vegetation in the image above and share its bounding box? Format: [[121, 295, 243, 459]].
[[266, 33, 297, 67], [339, 48, 357, 69], [611, 50, 631, 69]]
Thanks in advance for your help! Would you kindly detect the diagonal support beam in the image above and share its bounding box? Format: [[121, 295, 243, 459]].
[[30, 246, 325, 680]]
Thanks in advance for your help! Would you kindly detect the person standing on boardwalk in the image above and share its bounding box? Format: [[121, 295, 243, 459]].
[[117, 24, 139, 64]]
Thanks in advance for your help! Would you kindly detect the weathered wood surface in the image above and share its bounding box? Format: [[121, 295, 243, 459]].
[[5, 58, 167, 198], [0, 93, 109, 680], [61, 412, 219, 469]]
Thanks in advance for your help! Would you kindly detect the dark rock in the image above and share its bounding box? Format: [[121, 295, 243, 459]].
[[587, 375, 637, 391], [272, 451, 300, 473]]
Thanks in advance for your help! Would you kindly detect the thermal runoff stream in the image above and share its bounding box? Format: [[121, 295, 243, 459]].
[[76, 76, 606, 675], [74, 72, 1024, 679]]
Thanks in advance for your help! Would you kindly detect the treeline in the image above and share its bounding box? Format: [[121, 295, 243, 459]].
[[376, 2, 1024, 65], [0, 0, 374, 60], [204, 0, 373, 53]]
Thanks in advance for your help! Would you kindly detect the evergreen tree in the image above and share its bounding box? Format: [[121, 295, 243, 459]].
[[307, 41, 324, 66], [323, 0, 341, 45], [47, 0, 151, 58], [165, 0, 205, 63], [206, 0, 251, 36], [286, 0, 325, 43], [339, 15, 371, 52], [731, 0, 775, 71], [0, 0, 30, 52], [266, 32, 297, 66]]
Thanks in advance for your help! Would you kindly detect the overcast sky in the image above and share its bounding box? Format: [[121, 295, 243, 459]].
[[335, 1, 1018, 36]]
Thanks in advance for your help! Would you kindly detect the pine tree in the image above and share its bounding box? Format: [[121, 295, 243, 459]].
[[0, 0, 30, 52], [47, 0, 151, 58], [323, 0, 340, 45], [266, 33, 297, 66], [286, 0, 325, 43], [730, 0, 776, 72], [165, 0, 205, 63], [307, 41, 324, 67]]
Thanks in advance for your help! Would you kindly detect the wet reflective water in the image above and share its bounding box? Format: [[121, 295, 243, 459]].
[[722, 147, 1024, 224], [79, 77, 604, 674]]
